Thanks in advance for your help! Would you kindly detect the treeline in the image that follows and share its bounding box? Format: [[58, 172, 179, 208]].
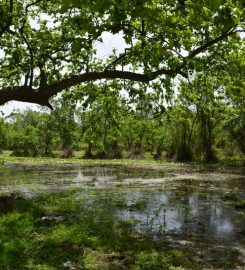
[[0, 71, 244, 163]]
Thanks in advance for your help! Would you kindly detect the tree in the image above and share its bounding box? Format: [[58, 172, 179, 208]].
[[0, 0, 243, 108], [0, 117, 7, 152], [48, 98, 78, 158], [221, 46, 245, 155], [121, 86, 159, 157], [7, 110, 40, 156], [36, 111, 59, 157], [75, 81, 125, 158], [163, 104, 196, 161]]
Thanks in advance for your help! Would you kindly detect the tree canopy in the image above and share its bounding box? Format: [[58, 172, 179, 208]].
[[0, 0, 244, 108]]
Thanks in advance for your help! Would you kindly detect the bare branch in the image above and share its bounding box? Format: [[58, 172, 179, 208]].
[[187, 28, 237, 59], [0, 70, 159, 107], [25, 0, 42, 13], [18, 28, 34, 87]]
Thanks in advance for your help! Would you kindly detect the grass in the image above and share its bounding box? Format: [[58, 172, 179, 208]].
[[1, 188, 242, 269], [0, 190, 205, 270], [1, 150, 244, 168], [0, 150, 177, 166], [0, 151, 244, 269]]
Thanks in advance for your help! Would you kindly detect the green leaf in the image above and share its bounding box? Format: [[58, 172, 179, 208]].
[[207, 0, 222, 11]]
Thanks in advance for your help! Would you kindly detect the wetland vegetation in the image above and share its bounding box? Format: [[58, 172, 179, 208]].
[[0, 0, 244, 269], [0, 162, 244, 269]]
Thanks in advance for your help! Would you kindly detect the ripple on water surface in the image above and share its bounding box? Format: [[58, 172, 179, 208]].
[[0, 163, 244, 252]]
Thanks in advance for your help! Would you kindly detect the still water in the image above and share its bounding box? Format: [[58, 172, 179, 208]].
[[0, 162, 244, 263]]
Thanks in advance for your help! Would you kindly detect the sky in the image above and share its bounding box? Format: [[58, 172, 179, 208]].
[[0, 32, 128, 116]]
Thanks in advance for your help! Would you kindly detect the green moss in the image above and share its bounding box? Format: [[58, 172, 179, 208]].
[[4, 177, 245, 270], [83, 248, 110, 270], [215, 249, 240, 269], [234, 201, 245, 212], [132, 250, 163, 270], [222, 193, 239, 201], [129, 199, 149, 211], [0, 150, 176, 166], [0, 212, 34, 269], [0, 191, 205, 270]]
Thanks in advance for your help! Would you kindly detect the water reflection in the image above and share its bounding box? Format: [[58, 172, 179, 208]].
[[0, 163, 244, 245], [115, 189, 244, 244]]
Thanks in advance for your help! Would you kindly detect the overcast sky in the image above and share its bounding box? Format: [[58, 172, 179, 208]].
[[1, 32, 127, 116]]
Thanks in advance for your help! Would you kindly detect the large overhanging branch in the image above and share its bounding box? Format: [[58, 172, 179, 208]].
[[0, 69, 179, 109], [0, 26, 240, 108]]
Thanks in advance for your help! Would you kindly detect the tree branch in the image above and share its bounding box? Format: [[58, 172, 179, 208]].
[[187, 28, 237, 59], [0, 70, 165, 107], [19, 29, 34, 87], [0, 26, 239, 108]]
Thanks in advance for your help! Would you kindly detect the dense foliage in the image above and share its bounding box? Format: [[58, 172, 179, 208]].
[[0, 0, 244, 107], [0, 0, 244, 162], [0, 67, 244, 162]]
